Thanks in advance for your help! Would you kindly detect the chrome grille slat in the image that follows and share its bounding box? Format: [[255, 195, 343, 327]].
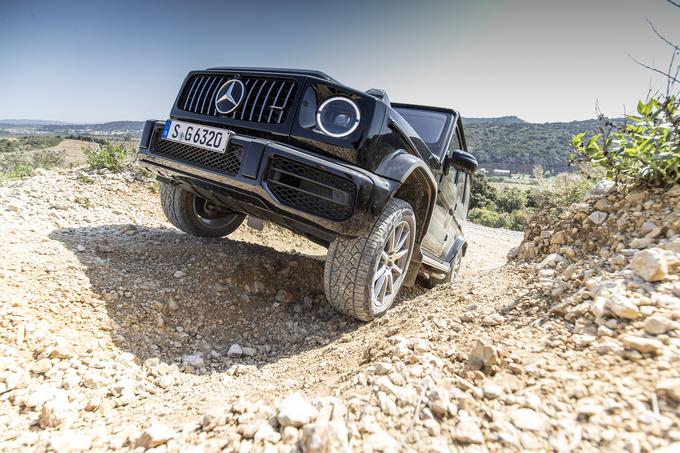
[[200, 77, 219, 115], [241, 79, 260, 120], [183, 77, 200, 110], [189, 77, 209, 112], [248, 80, 267, 121], [207, 77, 224, 116], [258, 81, 276, 122], [278, 83, 295, 123], [268, 82, 286, 122], [232, 79, 252, 119], [179, 74, 297, 125]]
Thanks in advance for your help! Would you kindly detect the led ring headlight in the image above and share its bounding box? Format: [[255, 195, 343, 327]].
[[316, 96, 360, 138]]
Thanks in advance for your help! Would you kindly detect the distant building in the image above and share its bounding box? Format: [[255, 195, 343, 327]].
[[478, 168, 488, 175], [491, 169, 511, 177]]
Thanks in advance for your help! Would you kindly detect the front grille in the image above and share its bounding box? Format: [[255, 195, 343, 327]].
[[178, 74, 297, 125], [151, 136, 242, 176], [267, 157, 356, 221]]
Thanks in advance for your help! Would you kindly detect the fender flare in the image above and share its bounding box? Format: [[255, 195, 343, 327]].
[[446, 235, 467, 262], [374, 149, 438, 244]]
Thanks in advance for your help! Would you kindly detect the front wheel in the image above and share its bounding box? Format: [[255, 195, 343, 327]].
[[324, 198, 416, 321], [160, 183, 245, 238]]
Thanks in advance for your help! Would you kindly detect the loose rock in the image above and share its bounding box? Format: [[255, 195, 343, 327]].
[[277, 394, 319, 428]]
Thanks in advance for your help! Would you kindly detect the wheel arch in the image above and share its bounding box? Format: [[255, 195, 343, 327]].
[[374, 149, 437, 245]]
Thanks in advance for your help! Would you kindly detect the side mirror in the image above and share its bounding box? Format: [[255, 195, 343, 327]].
[[444, 150, 478, 175]]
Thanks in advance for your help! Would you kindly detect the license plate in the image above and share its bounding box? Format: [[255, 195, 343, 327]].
[[161, 120, 231, 153]]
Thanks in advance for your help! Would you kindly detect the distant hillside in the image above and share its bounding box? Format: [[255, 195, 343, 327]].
[[0, 117, 610, 174], [463, 118, 606, 174], [40, 121, 145, 134], [463, 116, 527, 125], [0, 119, 69, 126], [0, 121, 145, 137]]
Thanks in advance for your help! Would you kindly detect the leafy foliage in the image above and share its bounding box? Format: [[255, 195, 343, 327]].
[[464, 119, 603, 173], [571, 97, 680, 188], [83, 144, 129, 172], [468, 167, 603, 231], [468, 206, 531, 231], [468, 207, 504, 228], [469, 173, 499, 209], [65, 134, 109, 146], [0, 135, 63, 153], [496, 188, 528, 213], [0, 149, 65, 184], [530, 169, 600, 220], [468, 174, 532, 231]]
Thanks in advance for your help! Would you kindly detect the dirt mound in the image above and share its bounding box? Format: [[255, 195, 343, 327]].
[[1, 169, 678, 452], [511, 184, 680, 350]]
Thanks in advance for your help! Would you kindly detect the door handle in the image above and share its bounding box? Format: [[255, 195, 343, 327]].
[[448, 208, 454, 215]]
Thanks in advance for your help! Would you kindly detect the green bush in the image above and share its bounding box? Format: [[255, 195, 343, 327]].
[[469, 174, 533, 230], [30, 149, 66, 169], [468, 206, 532, 231], [0, 149, 65, 184], [0, 135, 63, 153], [470, 207, 512, 229], [83, 144, 128, 172], [508, 209, 530, 230], [571, 96, 680, 188], [530, 170, 599, 219], [496, 188, 527, 212], [470, 174, 498, 209]]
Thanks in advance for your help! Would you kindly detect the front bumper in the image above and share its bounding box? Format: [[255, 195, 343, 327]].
[[138, 120, 395, 244]]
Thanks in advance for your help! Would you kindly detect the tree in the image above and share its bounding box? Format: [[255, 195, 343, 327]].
[[470, 174, 498, 209]]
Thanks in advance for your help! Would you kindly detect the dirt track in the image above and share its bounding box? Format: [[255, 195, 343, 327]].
[[1, 170, 677, 452]]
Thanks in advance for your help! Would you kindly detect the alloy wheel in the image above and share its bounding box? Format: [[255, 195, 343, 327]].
[[372, 220, 412, 308], [193, 197, 233, 229]]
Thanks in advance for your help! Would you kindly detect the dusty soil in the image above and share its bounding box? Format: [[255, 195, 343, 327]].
[[43, 139, 95, 165], [0, 169, 677, 452]]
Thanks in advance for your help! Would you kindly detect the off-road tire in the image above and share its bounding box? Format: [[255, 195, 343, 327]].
[[160, 183, 245, 238], [324, 198, 416, 321]]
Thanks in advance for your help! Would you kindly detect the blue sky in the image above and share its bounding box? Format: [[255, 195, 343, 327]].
[[0, 0, 678, 123]]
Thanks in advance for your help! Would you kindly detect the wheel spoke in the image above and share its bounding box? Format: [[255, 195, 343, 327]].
[[392, 264, 403, 276], [378, 273, 388, 302], [386, 271, 394, 294], [393, 224, 404, 251], [396, 226, 409, 251], [372, 219, 413, 307], [392, 248, 409, 260], [387, 228, 396, 254], [373, 265, 388, 285]]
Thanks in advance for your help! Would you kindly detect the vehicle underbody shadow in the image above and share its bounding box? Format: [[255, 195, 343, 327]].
[[48, 224, 381, 373]]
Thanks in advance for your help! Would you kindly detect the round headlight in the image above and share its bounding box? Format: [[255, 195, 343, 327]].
[[316, 97, 360, 138]]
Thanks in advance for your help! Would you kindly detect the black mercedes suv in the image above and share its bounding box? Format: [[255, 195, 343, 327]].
[[138, 67, 477, 321]]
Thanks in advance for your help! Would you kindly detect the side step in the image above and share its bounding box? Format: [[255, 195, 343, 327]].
[[421, 252, 450, 278]]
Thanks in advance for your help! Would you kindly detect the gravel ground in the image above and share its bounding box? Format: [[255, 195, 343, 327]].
[[0, 169, 677, 452]]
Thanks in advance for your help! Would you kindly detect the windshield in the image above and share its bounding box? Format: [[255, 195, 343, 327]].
[[393, 107, 451, 157]]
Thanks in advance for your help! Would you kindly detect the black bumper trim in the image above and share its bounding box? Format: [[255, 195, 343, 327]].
[[138, 120, 394, 240]]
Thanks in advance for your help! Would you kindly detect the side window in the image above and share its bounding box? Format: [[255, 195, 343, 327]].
[[463, 174, 470, 206], [457, 172, 467, 205], [448, 128, 462, 153], [466, 177, 471, 206]]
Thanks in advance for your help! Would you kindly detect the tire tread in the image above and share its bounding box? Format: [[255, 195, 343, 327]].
[[324, 198, 415, 321], [159, 183, 244, 238]]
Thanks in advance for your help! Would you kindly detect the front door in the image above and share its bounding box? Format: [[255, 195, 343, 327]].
[[421, 173, 455, 258]]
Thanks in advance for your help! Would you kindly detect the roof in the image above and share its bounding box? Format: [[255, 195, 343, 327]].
[[205, 67, 338, 83]]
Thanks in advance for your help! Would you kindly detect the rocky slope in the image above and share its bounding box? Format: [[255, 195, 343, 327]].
[[0, 169, 678, 452]]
